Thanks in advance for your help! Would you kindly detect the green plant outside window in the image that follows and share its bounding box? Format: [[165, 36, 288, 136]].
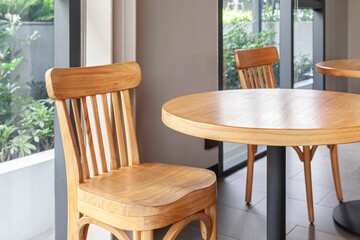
[[0, 0, 54, 162], [223, 2, 313, 90]]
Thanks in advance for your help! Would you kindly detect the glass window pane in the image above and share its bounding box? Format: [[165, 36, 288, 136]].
[[0, 2, 55, 239], [222, 0, 279, 173], [0, 2, 54, 162], [294, 9, 314, 89]]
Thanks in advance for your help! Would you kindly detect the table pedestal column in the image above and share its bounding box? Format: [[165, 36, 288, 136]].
[[267, 146, 286, 240]]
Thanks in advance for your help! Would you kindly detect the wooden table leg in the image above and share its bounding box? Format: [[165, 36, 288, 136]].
[[267, 146, 286, 240]]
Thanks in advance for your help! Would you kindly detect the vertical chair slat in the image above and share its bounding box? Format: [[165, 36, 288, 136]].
[[240, 70, 249, 88], [257, 66, 265, 88], [262, 66, 271, 88], [120, 90, 140, 165], [58, 100, 83, 183], [90, 95, 108, 173], [251, 67, 260, 88], [247, 69, 255, 88], [101, 94, 118, 170], [71, 99, 90, 179], [80, 97, 99, 176], [112, 92, 128, 167], [267, 64, 276, 88]]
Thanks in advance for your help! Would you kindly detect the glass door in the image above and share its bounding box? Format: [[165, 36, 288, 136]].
[[294, 8, 314, 89], [219, 0, 324, 177], [219, 0, 280, 176]]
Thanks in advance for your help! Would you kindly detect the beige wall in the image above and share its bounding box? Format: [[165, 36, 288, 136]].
[[325, 0, 348, 92], [325, 0, 360, 93], [136, 0, 218, 168], [85, 0, 112, 66], [347, 0, 360, 93], [85, 1, 113, 239]]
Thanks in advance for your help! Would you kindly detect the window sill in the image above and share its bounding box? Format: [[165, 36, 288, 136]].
[[0, 149, 54, 175], [294, 78, 314, 89]]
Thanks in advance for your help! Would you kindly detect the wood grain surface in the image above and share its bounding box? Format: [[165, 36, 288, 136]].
[[316, 59, 360, 78], [162, 89, 360, 146]]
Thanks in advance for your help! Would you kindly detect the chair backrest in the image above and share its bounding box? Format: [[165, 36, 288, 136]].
[[234, 46, 278, 89], [46, 62, 141, 184]]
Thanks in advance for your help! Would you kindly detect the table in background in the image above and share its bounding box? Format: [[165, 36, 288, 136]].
[[316, 59, 360, 78], [317, 59, 360, 236], [162, 89, 360, 240]]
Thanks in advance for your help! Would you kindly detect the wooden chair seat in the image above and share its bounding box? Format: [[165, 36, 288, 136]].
[[78, 163, 216, 230]]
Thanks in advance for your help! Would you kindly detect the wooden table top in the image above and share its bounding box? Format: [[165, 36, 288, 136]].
[[162, 89, 360, 146], [316, 59, 360, 78]]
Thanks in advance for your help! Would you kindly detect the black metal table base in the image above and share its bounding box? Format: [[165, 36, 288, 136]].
[[333, 200, 360, 236], [267, 146, 286, 240]]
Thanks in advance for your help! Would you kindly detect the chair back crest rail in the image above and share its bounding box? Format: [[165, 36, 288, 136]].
[[234, 46, 278, 89], [46, 62, 141, 183]]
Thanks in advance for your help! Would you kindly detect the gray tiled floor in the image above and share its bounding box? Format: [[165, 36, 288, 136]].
[[173, 143, 360, 240], [35, 143, 360, 239]]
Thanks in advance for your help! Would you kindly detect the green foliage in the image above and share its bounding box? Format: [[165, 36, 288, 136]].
[[0, 82, 20, 123], [223, 3, 312, 24], [222, 3, 313, 89], [21, 99, 54, 151], [27, 80, 47, 99], [294, 9, 313, 22], [0, 6, 54, 162], [0, 124, 16, 162], [0, 97, 54, 162], [223, 22, 277, 89], [223, 9, 252, 24], [262, 3, 280, 22], [0, 0, 54, 22], [294, 54, 313, 81], [8, 130, 36, 158]]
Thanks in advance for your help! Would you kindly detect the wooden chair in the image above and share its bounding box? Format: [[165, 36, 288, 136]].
[[234, 46, 343, 223], [45, 62, 217, 240]]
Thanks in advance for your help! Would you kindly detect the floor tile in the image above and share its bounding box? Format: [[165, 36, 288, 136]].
[[247, 198, 358, 238], [218, 234, 238, 240], [217, 205, 295, 239], [286, 179, 332, 204], [247, 156, 304, 179], [319, 189, 360, 208], [155, 224, 203, 240], [293, 168, 360, 193], [286, 226, 358, 240], [217, 181, 266, 211], [227, 171, 267, 193]]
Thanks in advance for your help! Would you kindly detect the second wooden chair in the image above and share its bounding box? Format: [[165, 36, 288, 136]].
[[46, 62, 217, 240], [234, 46, 343, 223]]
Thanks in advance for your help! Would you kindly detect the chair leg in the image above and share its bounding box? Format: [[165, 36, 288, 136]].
[[133, 231, 141, 240], [245, 144, 256, 203], [74, 220, 88, 240], [80, 224, 89, 240], [69, 210, 81, 240], [303, 146, 314, 223], [205, 203, 217, 240], [329, 145, 343, 202], [141, 230, 154, 240]]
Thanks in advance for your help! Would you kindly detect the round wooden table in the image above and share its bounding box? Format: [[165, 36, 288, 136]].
[[162, 89, 360, 240], [317, 59, 360, 236], [316, 59, 360, 78]]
